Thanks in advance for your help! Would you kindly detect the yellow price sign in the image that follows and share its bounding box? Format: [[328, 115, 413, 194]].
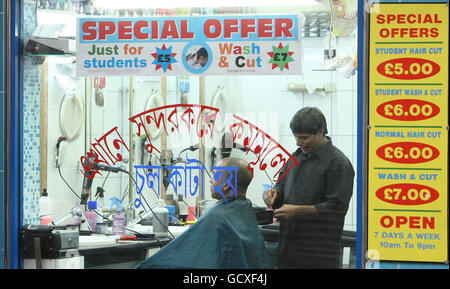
[[367, 3, 448, 263]]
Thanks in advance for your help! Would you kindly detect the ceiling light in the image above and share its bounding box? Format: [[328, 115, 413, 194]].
[[93, 0, 320, 10]]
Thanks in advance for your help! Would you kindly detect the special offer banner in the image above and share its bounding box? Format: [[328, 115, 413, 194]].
[[367, 3, 448, 263], [76, 14, 302, 76]]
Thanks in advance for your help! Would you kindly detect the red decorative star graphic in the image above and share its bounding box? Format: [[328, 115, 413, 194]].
[[267, 43, 294, 71], [151, 44, 178, 71]]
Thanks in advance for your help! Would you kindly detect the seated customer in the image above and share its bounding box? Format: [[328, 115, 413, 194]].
[[135, 157, 270, 269]]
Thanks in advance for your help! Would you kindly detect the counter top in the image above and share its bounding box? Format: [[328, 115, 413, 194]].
[[59, 235, 172, 268], [57, 224, 191, 268]]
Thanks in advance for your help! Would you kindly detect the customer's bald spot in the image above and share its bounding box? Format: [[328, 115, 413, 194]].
[[217, 157, 252, 193]]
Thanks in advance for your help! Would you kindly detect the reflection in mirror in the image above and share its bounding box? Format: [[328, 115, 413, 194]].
[[59, 91, 84, 141], [144, 90, 164, 140]]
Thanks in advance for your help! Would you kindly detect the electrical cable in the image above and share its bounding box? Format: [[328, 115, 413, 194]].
[[120, 183, 128, 204], [101, 171, 110, 191], [56, 162, 172, 237], [57, 166, 112, 229], [195, 158, 212, 179], [57, 166, 81, 201], [122, 169, 175, 239], [119, 167, 161, 204]]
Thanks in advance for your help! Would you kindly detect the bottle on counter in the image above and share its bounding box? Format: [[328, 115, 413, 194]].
[[110, 197, 126, 236], [84, 201, 99, 232], [112, 211, 126, 236], [177, 195, 188, 223], [125, 206, 134, 226], [165, 194, 179, 216], [39, 189, 53, 225], [153, 199, 169, 237]]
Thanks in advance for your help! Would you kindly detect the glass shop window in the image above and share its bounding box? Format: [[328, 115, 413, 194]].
[[21, 1, 358, 269]]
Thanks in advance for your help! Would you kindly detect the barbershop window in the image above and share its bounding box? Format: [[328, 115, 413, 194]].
[[21, 0, 358, 269]]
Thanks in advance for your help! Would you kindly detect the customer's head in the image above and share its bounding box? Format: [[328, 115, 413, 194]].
[[209, 157, 252, 200]]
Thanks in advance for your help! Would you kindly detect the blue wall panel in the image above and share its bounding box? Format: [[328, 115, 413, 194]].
[[1, 0, 6, 270]]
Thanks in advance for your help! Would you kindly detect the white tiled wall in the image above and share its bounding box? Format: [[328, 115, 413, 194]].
[[46, 57, 86, 221], [46, 36, 358, 232]]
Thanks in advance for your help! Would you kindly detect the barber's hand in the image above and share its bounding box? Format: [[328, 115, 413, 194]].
[[273, 204, 298, 219], [263, 188, 278, 208]]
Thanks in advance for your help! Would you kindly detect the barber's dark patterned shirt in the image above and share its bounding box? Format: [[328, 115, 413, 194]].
[[273, 137, 354, 269]]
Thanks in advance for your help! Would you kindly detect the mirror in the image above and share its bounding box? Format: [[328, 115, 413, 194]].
[[210, 85, 227, 135], [59, 91, 84, 141], [144, 90, 165, 140]]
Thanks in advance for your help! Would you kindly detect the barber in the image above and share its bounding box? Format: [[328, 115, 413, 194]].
[[263, 107, 354, 269]]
